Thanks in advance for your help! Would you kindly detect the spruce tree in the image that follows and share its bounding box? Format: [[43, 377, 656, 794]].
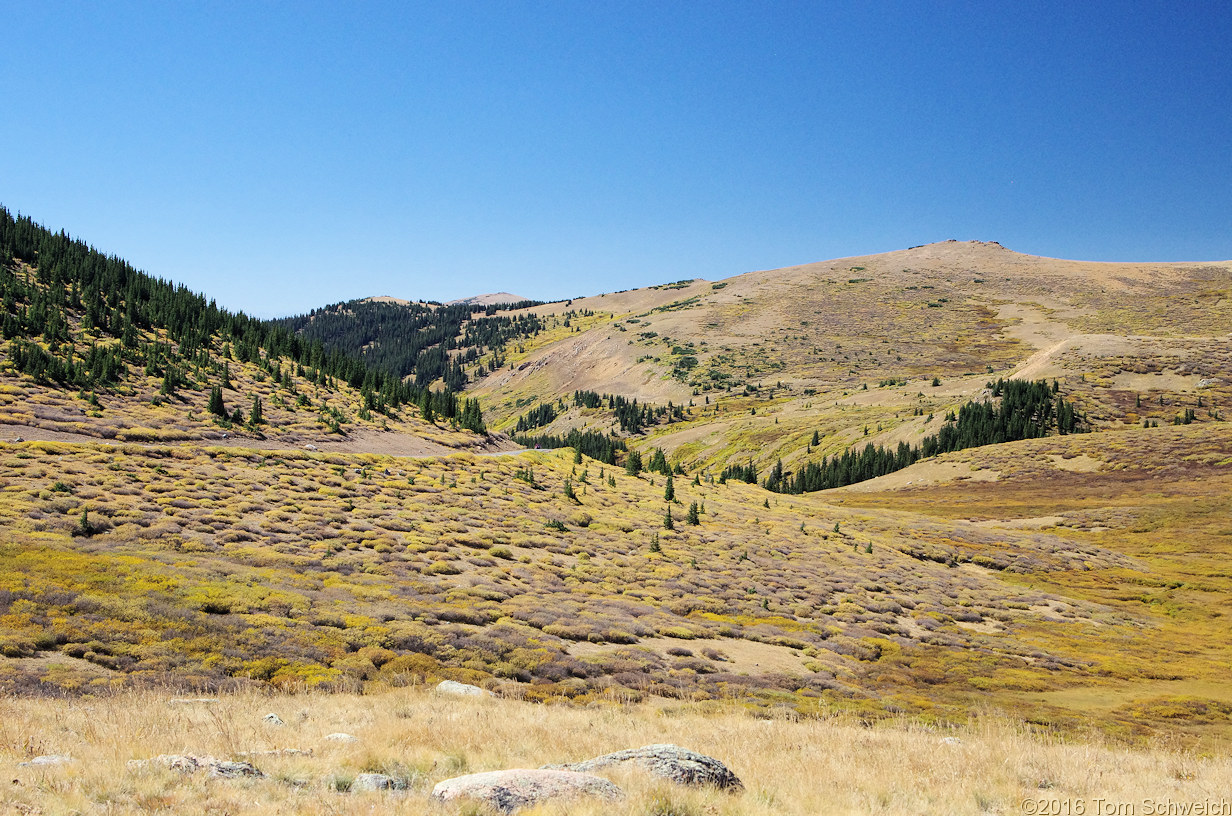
[[663, 506, 674, 530], [207, 386, 225, 416], [686, 501, 700, 525], [664, 474, 675, 502], [249, 395, 263, 425]]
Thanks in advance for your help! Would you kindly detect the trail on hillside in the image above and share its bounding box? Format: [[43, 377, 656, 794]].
[[0, 422, 520, 458]]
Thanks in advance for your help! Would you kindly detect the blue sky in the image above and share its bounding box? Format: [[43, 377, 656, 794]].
[[3, 2, 1229, 317]]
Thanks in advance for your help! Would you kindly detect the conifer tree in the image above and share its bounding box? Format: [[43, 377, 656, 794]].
[[207, 385, 226, 416]]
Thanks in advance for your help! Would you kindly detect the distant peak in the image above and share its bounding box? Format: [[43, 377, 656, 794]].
[[362, 295, 413, 306], [445, 292, 529, 307], [907, 239, 1008, 251]]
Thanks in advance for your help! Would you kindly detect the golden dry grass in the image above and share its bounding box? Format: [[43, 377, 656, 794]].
[[4, 685, 1231, 815]]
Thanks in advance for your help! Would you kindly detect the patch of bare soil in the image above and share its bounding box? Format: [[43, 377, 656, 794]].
[[1047, 454, 1101, 473], [3, 652, 117, 675], [478, 331, 692, 407], [569, 636, 812, 676], [0, 422, 514, 458], [831, 459, 1000, 492], [971, 515, 1067, 530]]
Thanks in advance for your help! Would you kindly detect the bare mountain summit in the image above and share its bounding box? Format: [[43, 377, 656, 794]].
[[446, 291, 530, 307]]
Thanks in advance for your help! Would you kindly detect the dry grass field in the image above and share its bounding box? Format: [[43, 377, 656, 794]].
[[4, 685, 1231, 816]]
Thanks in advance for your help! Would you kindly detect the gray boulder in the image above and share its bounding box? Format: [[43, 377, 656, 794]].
[[432, 768, 622, 813], [323, 732, 359, 743], [350, 772, 407, 792], [18, 754, 73, 767], [545, 743, 742, 790], [435, 679, 493, 697]]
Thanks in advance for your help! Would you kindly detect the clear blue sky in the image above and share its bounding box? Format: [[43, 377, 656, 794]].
[[3, 1, 1229, 317]]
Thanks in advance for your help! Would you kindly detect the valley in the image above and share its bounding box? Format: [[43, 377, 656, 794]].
[[2, 210, 1232, 813]]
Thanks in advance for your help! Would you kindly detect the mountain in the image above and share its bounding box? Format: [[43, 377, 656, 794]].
[[0, 206, 489, 452], [272, 295, 545, 391], [470, 240, 1231, 477], [3, 212, 1232, 747], [446, 291, 531, 307]]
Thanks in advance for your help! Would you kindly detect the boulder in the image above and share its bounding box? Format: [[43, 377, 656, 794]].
[[435, 679, 493, 697], [18, 755, 73, 767], [545, 743, 743, 790], [350, 772, 407, 792], [432, 768, 622, 813], [323, 732, 359, 743]]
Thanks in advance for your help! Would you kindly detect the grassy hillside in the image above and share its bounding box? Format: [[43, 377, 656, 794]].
[[3, 423, 1231, 745], [0, 207, 488, 452], [469, 241, 1232, 480]]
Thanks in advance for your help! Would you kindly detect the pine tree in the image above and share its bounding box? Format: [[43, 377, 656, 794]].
[[664, 474, 675, 502], [686, 501, 700, 525], [249, 395, 263, 425], [207, 386, 226, 416], [663, 506, 674, 530], [625, 449, 642, 477]]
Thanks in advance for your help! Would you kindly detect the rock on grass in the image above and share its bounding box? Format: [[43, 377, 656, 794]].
[[127, 754, 263, 778], [432, 768, 622, 813], [544, 743, 743, 790], [435, 679, 494, 697]]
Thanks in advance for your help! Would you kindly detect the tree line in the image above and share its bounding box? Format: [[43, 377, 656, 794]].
[[0, 206, 486, 433], [760, 379, 1085, 494], [274, 298, 545, 391]]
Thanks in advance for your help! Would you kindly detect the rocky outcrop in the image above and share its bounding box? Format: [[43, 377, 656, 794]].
[[432, 768, 622, 813], [545, 743, 743, 790], [127, 754, 263, 778]]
